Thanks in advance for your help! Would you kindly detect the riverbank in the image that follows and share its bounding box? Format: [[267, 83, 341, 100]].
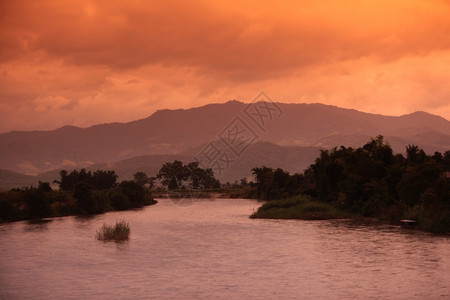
[[250, 196, 353, 220], [0, 187, 157, 223], [151, 187, 255, 200], [250, 195, 450, 235]]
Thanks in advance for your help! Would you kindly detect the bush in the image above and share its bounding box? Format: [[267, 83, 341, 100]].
[[73, 182, 93, 213], [109, 190, 131, 210], [24, 188, 53, 219], [118, 181, 146, 207], [96, 220, 130, 241], [0, 197, 22, 222]]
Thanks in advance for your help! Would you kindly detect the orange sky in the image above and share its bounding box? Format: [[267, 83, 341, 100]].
[[1, 0, 450, 132]]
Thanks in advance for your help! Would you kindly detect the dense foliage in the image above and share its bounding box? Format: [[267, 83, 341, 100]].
[[156, 160, 220, 189], [55, 169, 118, 191], [252, 136, 450, 233], [251, 166, 303, 200], [0, 170, 155, 222], [0, 162, 220, 222]]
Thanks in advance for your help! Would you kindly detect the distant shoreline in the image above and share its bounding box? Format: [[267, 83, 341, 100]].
[[249, 195, 450, 235]]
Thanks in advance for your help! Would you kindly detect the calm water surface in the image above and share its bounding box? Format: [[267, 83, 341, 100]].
[[1, 198, 449, 299]]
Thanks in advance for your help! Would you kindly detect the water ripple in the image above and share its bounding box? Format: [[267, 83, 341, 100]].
[[0, 198, 449, 299]]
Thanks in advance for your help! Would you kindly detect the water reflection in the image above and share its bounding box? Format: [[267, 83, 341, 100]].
[[74, 214, 98, 222], [24, 219, 53, 231], [97, 239, 131, 250], [0, 198, 448, 300], [73, 214, 99, 232]]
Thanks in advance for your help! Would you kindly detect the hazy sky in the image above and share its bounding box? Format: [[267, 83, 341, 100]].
[[1, 0, 450, 132]]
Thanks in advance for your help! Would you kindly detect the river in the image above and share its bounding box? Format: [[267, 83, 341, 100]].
[[1, 198, 449, 299]]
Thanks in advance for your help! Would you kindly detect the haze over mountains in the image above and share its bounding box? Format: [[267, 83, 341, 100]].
[[1, 100, 450, 189]]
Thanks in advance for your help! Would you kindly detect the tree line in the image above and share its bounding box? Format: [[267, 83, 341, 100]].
[[0, 160, 219, 222], [0, 169, 155, 222], [251, 136, 450, 233], [156, 160, 220, 189]]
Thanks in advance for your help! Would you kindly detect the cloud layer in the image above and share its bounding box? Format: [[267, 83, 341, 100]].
[[1, 0, 450, 132]]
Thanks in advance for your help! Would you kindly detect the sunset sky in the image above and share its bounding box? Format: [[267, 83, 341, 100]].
[[1, 0, 450, 132]]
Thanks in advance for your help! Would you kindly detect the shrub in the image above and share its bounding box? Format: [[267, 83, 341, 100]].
[[109, 190, 131, 210], [96, 220, 130, 241], [73, 182, 93, 213], [118, 181, 146, 207], [24, 188, 53, 219], [0, 197, 22, 222]]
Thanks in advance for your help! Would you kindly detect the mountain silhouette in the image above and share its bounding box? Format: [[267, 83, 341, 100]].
[[1, 100, 449, 184]]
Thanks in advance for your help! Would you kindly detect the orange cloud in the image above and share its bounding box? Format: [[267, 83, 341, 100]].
[[1, 0, 450, 132]]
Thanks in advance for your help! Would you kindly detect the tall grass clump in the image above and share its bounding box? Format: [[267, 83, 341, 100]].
[[96, 220, 130, 241]]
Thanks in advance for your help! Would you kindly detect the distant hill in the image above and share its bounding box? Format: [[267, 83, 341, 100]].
[[0, 169, 36, 191], [1, 100, 449, 178], [1, 142, 320, 190]]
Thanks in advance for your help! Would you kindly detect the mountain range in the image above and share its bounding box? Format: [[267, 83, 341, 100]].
[[1, 100, 450, 189]]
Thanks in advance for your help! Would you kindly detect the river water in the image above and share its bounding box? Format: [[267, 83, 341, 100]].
[[0, 198, 449, 299]]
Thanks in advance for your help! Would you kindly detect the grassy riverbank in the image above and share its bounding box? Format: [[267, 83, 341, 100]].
[[250, 195, 450, 235], [250, 196, 352, 220], [249, 137, 450, 234]]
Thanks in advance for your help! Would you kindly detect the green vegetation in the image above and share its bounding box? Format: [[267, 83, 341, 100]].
[[2, 140, 448, 234], [54, 169, 118, 191], [251, 136, 450, 233], [251, 196, 351, 220], [251, 166, 303, 200], [156, 160, 220, 189], [0, 161, 220, 222], [96, 220, 130, 241], [0, 169, 156, 222]]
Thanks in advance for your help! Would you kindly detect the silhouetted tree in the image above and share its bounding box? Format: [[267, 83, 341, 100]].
[[406, 144, 426, 166], [157, 161, 219, 189], [73, 182, 93, 213], [118, 180, 147, 207], [157, 160, 188, 189], [38, 181, 52, 192], [92, 170, 117, 189], [24, 188, 52, 219], [54, 169, 117, 191], [133, 172, 150, 187]]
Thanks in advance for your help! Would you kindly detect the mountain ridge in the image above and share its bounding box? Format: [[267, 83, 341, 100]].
[[1, 100, 449, 177], [3, 101, 448, 134]]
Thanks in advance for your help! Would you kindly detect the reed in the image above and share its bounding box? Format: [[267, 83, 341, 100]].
[[96, 220, 130, 241]]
